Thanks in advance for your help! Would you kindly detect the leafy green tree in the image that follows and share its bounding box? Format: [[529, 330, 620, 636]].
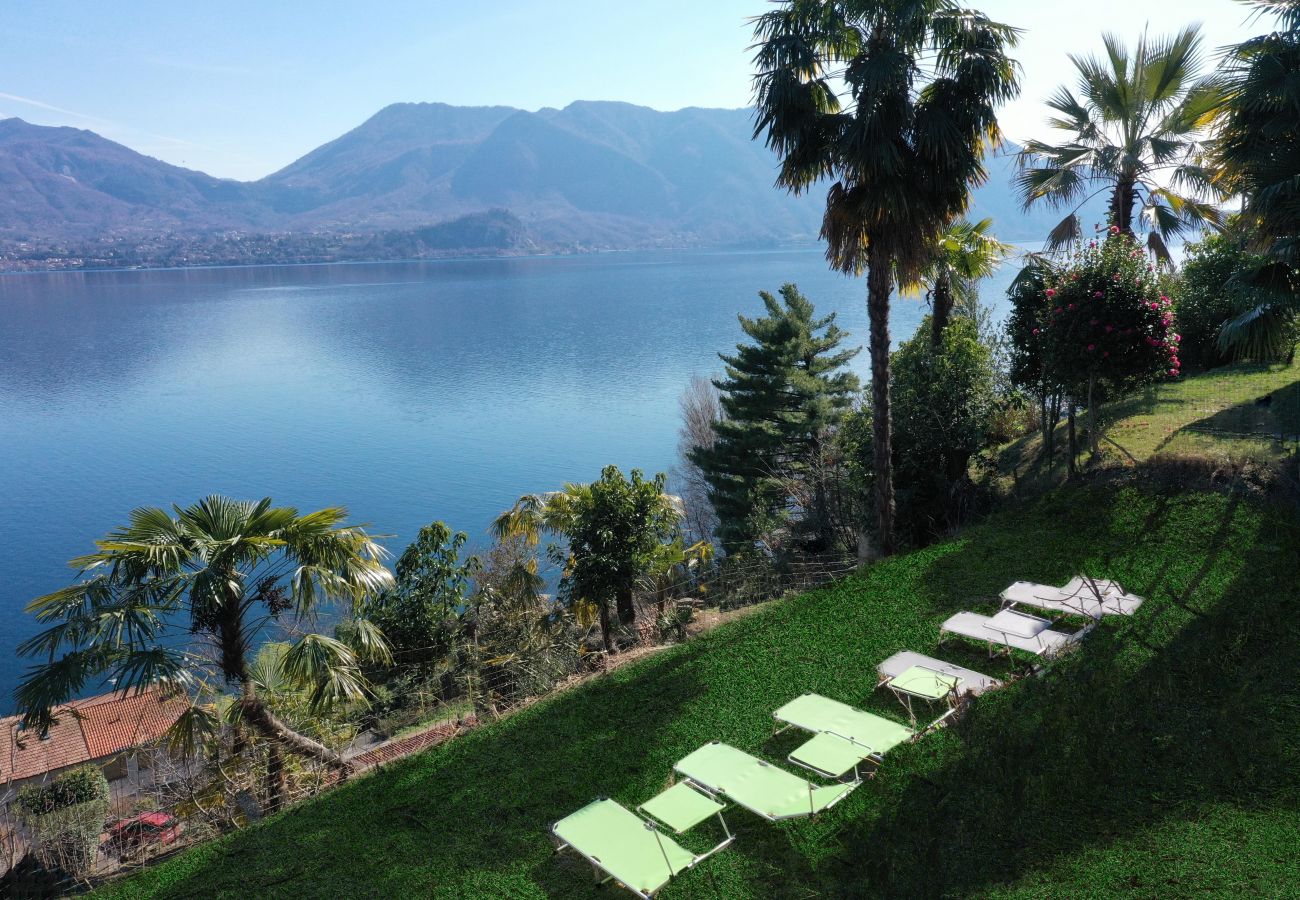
[[359, 522, 479, 663], [690, 284, 859, 552], [1209, 1, 1300, 351], [1177, 231, 1298, 367], [1039, 230, 1180, 457], [17, 496, 393, 773], [752, 0, 1021, 553], [1016, 27, 1223, 258], [494, 467, 679, 652], [1006, 255, 1067, 459], [916, 217, 1013, 347], [892, 315, 998, 538]]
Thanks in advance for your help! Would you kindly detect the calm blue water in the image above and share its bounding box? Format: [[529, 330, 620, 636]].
[[0, 249, 1015, 712]]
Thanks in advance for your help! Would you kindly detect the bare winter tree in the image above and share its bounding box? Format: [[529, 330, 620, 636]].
[[671, 375, 723, 544]]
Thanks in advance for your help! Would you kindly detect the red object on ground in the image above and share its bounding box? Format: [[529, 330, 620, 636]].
[[107, 812, 181, 851]]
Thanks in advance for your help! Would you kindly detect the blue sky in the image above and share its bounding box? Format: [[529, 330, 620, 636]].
[[0, 0, 1261, 181]]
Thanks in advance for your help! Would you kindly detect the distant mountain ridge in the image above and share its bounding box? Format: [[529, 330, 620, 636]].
[[0, 101, 1081, 267]]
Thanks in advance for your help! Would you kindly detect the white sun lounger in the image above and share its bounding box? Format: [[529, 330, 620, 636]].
[[875, 651, 1003, 726], [939, 610, 1088, 658], [1060, 576, 1144, 614], [875, 651, 1002, 696], [1000, 578, 1143, 619]]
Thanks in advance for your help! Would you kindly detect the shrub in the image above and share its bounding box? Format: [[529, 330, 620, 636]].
[[892, 315, 998, 539], [17, 764, 109, 816], [1040, 228, 1180, 454], [16, 765, 110, 881], [1176, 233, 1299, 369]]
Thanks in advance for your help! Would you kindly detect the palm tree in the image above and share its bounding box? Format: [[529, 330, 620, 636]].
[[915, 217, 1013, 347], [493, 470, 680, 652], [1016, 26, 1224, 259], [751, 0, 1021, 554], [17, 496, 393, 775], [1210, 1, 1300, 355]]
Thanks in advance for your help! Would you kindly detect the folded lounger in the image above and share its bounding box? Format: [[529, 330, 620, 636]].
[[674, 741, 856, 821], [551, 797, 713, 899], [939, 610, 1087, 659], [1060, 576, 1144, 614], [771, 693, 915, 779], [874, 651, 1002, 724], [1001, 578, 1144, 619]]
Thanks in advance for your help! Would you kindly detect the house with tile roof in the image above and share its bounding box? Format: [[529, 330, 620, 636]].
[[0, 687, 189, 796]]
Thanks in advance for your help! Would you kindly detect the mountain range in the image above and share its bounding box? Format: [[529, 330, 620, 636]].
[[0, 101, 1071, 267]]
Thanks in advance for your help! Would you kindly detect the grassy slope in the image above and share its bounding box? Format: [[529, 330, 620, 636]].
[[100, 485, 1300, 899], [994, 357, 1300, 496]]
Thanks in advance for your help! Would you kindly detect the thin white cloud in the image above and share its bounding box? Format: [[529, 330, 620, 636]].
[[0, 91, 112, 126], [0, 89, 199, 149]]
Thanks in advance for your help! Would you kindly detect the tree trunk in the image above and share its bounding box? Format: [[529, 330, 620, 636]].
[[1111, 179, 1139, 235], [265, 742, 285, 815], [598, 600, 614, 654], [1039, 391, 1050, 461], [867, 240, 896, 555], [1067, 404, 1078, 477], [931, 275, 952, 349], [1087, 373, 1100, 458], [615, 584, 635, 627], [238, 683, 352, 773]]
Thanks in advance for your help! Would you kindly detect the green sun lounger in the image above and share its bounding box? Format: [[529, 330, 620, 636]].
[[772, 693, 915, 778], [551, 798, 706, 898], [674, 741, 855, 821]]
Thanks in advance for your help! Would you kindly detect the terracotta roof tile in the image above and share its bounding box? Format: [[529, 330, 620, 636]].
[[72, 688, 188, 759], [0, 687, 188, 783], [0, 712, 90, 783]]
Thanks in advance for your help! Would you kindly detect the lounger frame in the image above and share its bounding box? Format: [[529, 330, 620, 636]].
[[549, 797, 726, 899]]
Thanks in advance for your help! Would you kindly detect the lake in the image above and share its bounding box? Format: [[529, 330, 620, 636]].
[[0, 249, 1016, 712]]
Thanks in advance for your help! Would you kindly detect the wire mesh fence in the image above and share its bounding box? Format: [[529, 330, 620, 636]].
[[0, 551, 855, 897]]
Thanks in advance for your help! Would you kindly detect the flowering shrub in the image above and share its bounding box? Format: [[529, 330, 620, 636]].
[[1040, 228, 1181, 386]]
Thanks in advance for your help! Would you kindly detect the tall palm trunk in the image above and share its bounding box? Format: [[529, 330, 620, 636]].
[[237, 683, 352, 772], [1111, 178, 1139, 234], [867, 240, 896, 554], [931, 274, 953, 348], [265, 742, 285, 814]]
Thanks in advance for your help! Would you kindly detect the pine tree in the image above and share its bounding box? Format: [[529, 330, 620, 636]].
[[691, 284, 860, 553]]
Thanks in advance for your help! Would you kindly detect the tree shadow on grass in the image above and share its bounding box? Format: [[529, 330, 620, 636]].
[[135, 648, 712, 899], [830, 493, 1300, 898], [1164, 378, 1300, 450]]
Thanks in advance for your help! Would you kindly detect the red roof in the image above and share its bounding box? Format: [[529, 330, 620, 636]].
[[0, 687, 188, 783]]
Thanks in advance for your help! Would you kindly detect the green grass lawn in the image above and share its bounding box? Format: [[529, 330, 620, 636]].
[[98, 484, 1300, 898], [995, 356, 1300, 495]]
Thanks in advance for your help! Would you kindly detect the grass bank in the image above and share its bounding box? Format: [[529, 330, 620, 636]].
[[99, 483, 1300, 898], [993, 356, 1300, 498]]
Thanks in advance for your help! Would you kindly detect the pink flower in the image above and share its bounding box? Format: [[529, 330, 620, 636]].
[[1032, 327, 1041, 336], [1173, 334, 1181, 342], [1069, 303, 1077, 310], [1110, 225, 1120, 234], [1046, 288, 1056, 297], [1093, 291, 1104, 298], [1169, 368, 1179, 377], [1055, 307, 1063, 314], [1160, 295, 1169, 302], [1087, 343, 1096, 351]]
